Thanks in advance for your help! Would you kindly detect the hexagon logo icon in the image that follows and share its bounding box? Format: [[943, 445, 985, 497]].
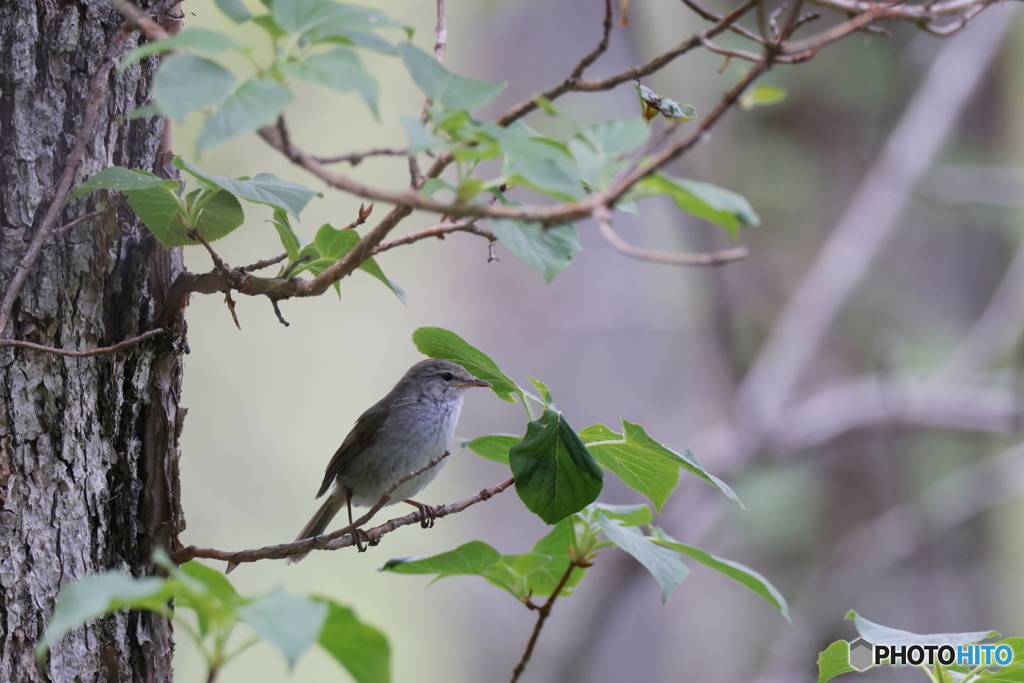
[[849, 638, 874, 671]]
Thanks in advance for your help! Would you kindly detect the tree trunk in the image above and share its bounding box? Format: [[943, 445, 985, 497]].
[[0, 2, 183, 681]]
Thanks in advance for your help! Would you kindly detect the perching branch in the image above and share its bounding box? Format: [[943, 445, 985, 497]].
[[173, 448, 515, 569]]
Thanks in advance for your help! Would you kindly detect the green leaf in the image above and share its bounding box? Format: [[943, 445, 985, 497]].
[[280, 47, 379, 117], [311, 224, 407, 303], [68, 167, 177, 202], [845, 611, 999, 647], [631, 174, 759, 239], [179, 561, 241, 604], [418, 178, 454, 197], [36, 572, 171, 657], [196, 78, 293, 155], [397, 42, 506, 109], [979, 665, 1024, 683], [153, 53, 237, 123], [382, 540, 581, 602], [581, 420, 741, 509], [252, 14, 287, 38], [174, 157, 321, 218], [483, 124, 583, 201], [344, 31, 398, 55], [214, 0, 253, 23], [400, 115, 443, 154], [272, 0, 345, 34], [652, 531, 789, 620], [578, 423, 681, 514], [316, 600, 391, 683], [238, 589, 328, 669], [125, 186, 188, 247], [382, 540, 502, 577], [569, 118, 650, 189], [271, 208, 304, 260], [598, 516, 688, 604], [120, 28, 240, 70], [464, 434, 520, 465], [193, 190, 245, 242], [276, 0, 409, 43], [509, 409, 604, 524], [498, 553, 584, 599], [489, 219, 581, 284], [127, 103, 161, 120], [817, 641, 856, 683], [588, 502, 653, 527], [583, 117, 650, 157], [412, 327, 519, 403], [528, 378, 555, 408], [739, 84, 786, 110], [634, 81, 696, 122]]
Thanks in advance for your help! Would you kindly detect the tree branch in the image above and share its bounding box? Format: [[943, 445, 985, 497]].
[[510, 561, 582, 683], [372, 219, 495, 255], [594, 207, 749, 266], [733, 10, 1015, 441], [313, 148, 409, 166], [0, 328, 171, 358], [173, 465, 515, 568]]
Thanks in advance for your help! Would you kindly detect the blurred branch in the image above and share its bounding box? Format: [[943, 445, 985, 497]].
[[768, 373, 1024, 451], [497, 0, 759, 126], [939, 235, 1024, 377], [594, 207, 749, 266], [732, 9, 1015, 451], [804, 0, 1011, 35], [313, 148, 409, 166]]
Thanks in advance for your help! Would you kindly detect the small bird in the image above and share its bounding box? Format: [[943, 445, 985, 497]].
[[288, 358, 490, 562]]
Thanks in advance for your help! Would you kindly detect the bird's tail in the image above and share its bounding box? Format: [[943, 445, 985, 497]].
[[286, 495, 346, 565]]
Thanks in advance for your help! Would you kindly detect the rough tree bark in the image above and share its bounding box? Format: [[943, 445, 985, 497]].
[[0, 2, 183, 681]]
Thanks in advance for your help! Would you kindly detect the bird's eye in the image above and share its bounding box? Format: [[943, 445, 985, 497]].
[[441, 372, 454, 382]]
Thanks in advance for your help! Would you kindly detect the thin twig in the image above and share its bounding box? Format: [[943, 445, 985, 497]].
[[594, 207, 749, 266], [241, 253, 288, 272], [568, 0, 614, 80], [0, 328, 170, 358], [372, 219, 496, 255], [510, 561, 581, 683], [114, 0, 172, 41], [496, 0, 759, 126], [313, 148, 410, 166], [187, 229, 233, 278], [0, 23, 135, 336], [434, 0, 448, 62], [55, 200, 124, 234], [679, 0, 772, 44]]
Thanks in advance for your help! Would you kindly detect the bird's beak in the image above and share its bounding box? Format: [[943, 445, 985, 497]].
[[455, 378, 491, 388]]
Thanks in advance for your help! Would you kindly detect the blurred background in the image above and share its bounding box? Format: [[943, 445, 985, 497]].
[[171, 0, 1024, 681]]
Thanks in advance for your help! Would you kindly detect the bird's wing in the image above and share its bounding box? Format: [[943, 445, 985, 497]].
[[316, 398, 390, 498]]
